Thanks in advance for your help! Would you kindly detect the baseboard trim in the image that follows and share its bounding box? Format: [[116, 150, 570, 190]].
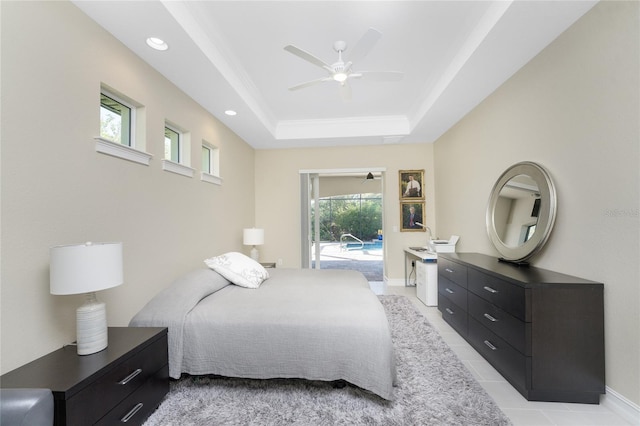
[[385, 278, 407, 287], [602, 386, 640, 425]]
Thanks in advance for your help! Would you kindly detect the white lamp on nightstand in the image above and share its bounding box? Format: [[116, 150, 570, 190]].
[[243, 228, 264, 261], [50, 242, 123, 355]]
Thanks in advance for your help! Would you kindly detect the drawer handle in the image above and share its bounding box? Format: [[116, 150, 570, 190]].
[[118, 368, 142, 385], [445, 308, 455, 315], [484, 340, 498, 351], [445, 268, 454, 273], [483, 286, 498, 294], [445, 288, 455, 294], [483, 313, 498, 322], [121, 403, 144, 423]]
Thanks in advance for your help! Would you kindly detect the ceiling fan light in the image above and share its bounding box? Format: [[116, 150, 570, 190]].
[[333, 72, 348, 83]]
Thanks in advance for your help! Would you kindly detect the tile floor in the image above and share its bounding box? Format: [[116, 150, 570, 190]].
[[373, 282, 634, 426]]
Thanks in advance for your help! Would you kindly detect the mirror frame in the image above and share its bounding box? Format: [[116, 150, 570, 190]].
[[486, 161, 557, 263]]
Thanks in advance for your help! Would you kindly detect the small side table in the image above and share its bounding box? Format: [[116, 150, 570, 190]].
[[1, 327, 168, 426]]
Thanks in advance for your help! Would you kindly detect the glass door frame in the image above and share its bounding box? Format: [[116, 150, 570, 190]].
[[299, 167, 386, 271]]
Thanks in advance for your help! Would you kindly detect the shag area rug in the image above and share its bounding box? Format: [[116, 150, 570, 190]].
[[143, 295, 511, 425]]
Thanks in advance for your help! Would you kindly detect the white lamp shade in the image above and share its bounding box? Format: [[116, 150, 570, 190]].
[[50, 242, 123, 295], [243, 228, 264, 246]]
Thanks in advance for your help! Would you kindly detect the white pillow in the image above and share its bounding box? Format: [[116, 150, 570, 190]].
[[204, 252, 269, 289]]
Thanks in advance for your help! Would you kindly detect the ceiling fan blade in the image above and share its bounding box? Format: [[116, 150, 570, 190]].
[[288, 77, 332, 91], [284, 45, 333, 72], [346, 28, 382, 63], [339, 83, 352, 102], [356, 71, 404, 81]]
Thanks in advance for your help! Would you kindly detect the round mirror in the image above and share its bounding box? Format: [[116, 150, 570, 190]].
[[486, 162, 557, 263]]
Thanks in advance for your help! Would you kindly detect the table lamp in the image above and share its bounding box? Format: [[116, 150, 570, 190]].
[[50, 242, 123, 355], [243, 228, 264, 261]]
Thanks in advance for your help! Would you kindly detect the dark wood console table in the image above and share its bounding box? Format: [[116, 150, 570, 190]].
[[1, 327, 168, 425], [438, 253, 605, 404]]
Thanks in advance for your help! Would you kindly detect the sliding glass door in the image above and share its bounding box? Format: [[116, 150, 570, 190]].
[[299, 168, 385, 278]]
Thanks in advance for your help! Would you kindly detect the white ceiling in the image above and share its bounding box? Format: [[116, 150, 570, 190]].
[[73, 1, 597, 150]]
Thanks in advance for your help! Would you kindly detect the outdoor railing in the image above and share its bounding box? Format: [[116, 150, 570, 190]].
[[340, 233, 364, 251]]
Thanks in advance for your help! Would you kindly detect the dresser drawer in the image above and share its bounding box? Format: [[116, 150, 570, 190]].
[[66, 334, 168, 425], [95, 365, 169, 426], [467, 269, 527, 320], [438, 292, 467, 336], [438, 257, 467, 288], [468, 292, 530, 355], [438, 276, 467, 310], [468, 317, 528, 393]]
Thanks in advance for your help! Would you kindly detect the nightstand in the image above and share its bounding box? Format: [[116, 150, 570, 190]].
[[1, 327, 168, 425]]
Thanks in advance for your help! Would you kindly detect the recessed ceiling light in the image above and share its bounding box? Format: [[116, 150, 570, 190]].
[[225, 110, 237, 116], [146, 37, 168, 51]]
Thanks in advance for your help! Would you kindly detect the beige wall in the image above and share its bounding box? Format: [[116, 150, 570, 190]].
[[1, 1, 255, 373], [254, 144, 435, 280], [434, 1, 639, 405]]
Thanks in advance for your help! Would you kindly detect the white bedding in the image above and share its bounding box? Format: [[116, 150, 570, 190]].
[[130, 267, 397, 400]]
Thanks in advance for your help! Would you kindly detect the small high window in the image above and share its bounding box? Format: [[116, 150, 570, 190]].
[[164, 125, 181, 162], [202, 145, 211, 173], [100, 91, 134, 146], [162, 122, 193, 178], [201, 144, 219, 175], [96, 86, 150, 165], [201, 141, 222, 185]]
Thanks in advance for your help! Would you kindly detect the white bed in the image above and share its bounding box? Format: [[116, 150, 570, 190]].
[[130, 261, 397, 400]]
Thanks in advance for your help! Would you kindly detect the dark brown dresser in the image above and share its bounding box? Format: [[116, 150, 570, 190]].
[[438, 253, 604, 404], [1, 327, 168, 425]]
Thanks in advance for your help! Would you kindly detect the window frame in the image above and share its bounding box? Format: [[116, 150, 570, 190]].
[[161, 121, 194, 178], [201, 141, 222, 185], [164, 124, 182, 163], [95, 87, 151, 166], [202, 145, 212, 174], [99, 90, 136, 147]]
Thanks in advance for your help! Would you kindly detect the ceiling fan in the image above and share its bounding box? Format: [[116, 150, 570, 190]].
[[284, 28, 404, 101]]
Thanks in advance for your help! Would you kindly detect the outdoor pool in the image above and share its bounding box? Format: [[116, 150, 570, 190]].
[[344, 240, 383, 251]]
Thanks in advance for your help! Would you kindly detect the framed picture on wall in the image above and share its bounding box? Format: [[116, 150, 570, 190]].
[[399, 169, 424, 200], [400, 202, 426, 232]]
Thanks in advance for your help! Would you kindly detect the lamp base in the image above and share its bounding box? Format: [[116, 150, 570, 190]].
[[250, 246, 259, 261], [76, 292, 108, 355]]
